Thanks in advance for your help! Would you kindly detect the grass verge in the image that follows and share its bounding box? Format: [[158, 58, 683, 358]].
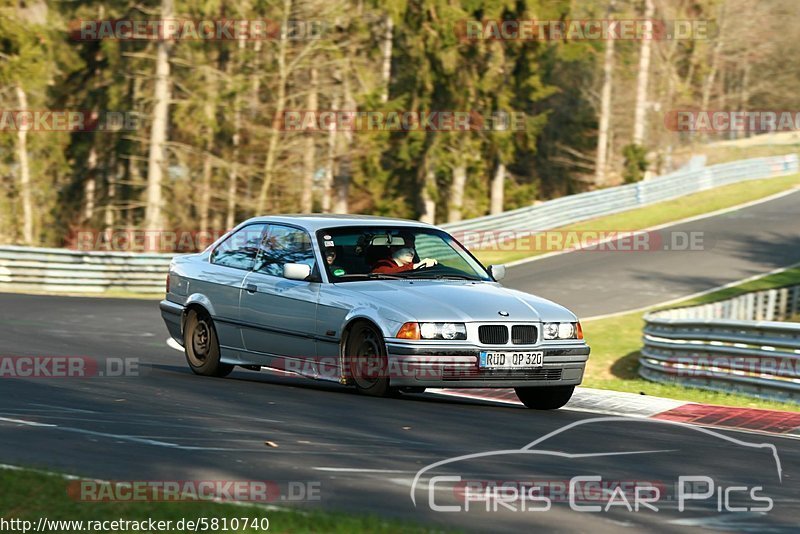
[[674, 139, 800, 167], [472, 172, 800, 266], [582, 266, 800, 412], [0, 468, 443, 533]]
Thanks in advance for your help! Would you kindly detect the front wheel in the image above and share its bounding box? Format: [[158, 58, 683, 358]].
[[515, 385, 574, 410], [347, 322, 391, 397], [184, 310, 234, 377]]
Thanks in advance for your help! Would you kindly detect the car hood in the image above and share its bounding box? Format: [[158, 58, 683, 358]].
[[342, 280, 578, 323]]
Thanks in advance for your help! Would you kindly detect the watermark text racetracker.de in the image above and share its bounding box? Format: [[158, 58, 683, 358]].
[[0, 110, 138, 132], [68, 229, 228, 252], [0, 356, 140, 378], [456, 19, 712, 41], [453, 229, 708, 253], [665, 110, 800, 133], [0, 517, 270, 533], [72, 18, 324, 41], [280, 110, 526, 132], [655, 355, 800, 381], [69, 479, 321, 503], [66, 229, 709, 254]]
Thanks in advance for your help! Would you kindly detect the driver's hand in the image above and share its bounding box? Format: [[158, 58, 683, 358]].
[[414, 258, 438, 269]]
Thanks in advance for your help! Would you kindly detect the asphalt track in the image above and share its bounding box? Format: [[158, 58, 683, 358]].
[[505, 188, 800, 317], [2, 190, 800, 532]]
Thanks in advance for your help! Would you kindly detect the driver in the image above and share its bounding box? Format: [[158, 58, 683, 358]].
[[371, 246, 437, 274]]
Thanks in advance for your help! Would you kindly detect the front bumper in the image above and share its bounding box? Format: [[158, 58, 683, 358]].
[[384, 341, 589, 388]]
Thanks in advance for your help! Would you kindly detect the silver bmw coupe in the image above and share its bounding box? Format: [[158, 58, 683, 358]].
[[160, 215, 589, 409]]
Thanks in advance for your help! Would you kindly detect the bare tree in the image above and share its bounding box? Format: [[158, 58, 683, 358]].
[[300, 67, 319, 212], [595, 0, 616, 186], [14, 85, 34, 244], [83, 145, 97, 222], [418, 159, 436, 223], [447, 164, 467, 223], [333, 61, 355, 214], [226, 38, 246, 229], [489, 162, 505, 215], [256, 0, 292, 214], [380, 14, 394, 104], [632, 0, 654, 145], [144, 0, 174, 232], [321, 87, 339, 213], [701, 2, 726, 111]]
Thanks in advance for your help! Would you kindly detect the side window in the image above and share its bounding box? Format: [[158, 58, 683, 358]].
[[210, 224, 267, 270], [254, 225, 316, 277]]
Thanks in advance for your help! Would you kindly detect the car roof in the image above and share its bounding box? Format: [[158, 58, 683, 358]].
[[238, 214, 438, 232]]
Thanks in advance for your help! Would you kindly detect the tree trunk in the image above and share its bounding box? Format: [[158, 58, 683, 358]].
[[225, 108, 242, 230], [83, 146, 98, 222], [333, 62, 355, 214], [227, 38, 246, 229], [448, 164, 467, 223], [257, 0, 292, 214], [144, 0, 173, 232], [104, 155, 117, 244], [418, 161, 436, 224], [632, 0, 654, 145], [595, 1, 615, 186], [15, 85, 34, 245], [490, 162, 505, 215], [739, 60, 751, 138], [701, 3, 725, 111], [322, 89, 339, 213], [380, 14, 393, 104], [199, 150, 212, 234], [301, 67, 318, 212], [199, 69, 215, 235]]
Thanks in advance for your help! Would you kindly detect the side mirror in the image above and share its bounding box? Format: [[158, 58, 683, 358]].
[[284, 263, 312, 281], [489, 264, 506, 281]]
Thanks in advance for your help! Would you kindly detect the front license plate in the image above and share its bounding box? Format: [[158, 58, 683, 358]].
[[479, 351, 544, 369]]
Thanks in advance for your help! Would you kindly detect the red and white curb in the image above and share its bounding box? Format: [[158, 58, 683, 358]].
[[433, 387, 800, 438]]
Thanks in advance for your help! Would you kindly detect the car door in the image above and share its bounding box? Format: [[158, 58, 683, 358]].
[[239, 224, 320, 368], [202, 223, 268, 352]]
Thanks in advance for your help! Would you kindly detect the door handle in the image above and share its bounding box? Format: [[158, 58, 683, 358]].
[[246, 283, 258, 294]]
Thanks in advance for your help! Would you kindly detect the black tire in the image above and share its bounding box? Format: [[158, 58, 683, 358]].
[[515, 385, 574, 410], [184, 309, 234, 377], [347, 322, 391, 397]]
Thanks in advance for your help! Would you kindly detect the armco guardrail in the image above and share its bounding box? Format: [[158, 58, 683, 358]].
[[441, 153, 798, 235], [640, 285, 800, 403], [0, 153, 797, 294], [0, 246, 172, 294]]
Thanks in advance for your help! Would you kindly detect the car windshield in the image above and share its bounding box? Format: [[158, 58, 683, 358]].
[[317, 226, 491, 282]]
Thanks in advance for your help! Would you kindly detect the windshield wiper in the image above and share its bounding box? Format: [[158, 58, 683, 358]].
[[334, 273, 406, 280], [404, 272, 481, 281]]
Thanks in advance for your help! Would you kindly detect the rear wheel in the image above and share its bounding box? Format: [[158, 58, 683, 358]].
[[347, 322, 391, 397], [184, 309, 234, 377], [515, 385, 574, 410]]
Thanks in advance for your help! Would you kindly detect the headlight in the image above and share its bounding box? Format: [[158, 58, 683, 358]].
[[416, 322, 467, 340], [396, 322, 467, 340], [543, 323, 559, 340], [543, 322, 582, 340]]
